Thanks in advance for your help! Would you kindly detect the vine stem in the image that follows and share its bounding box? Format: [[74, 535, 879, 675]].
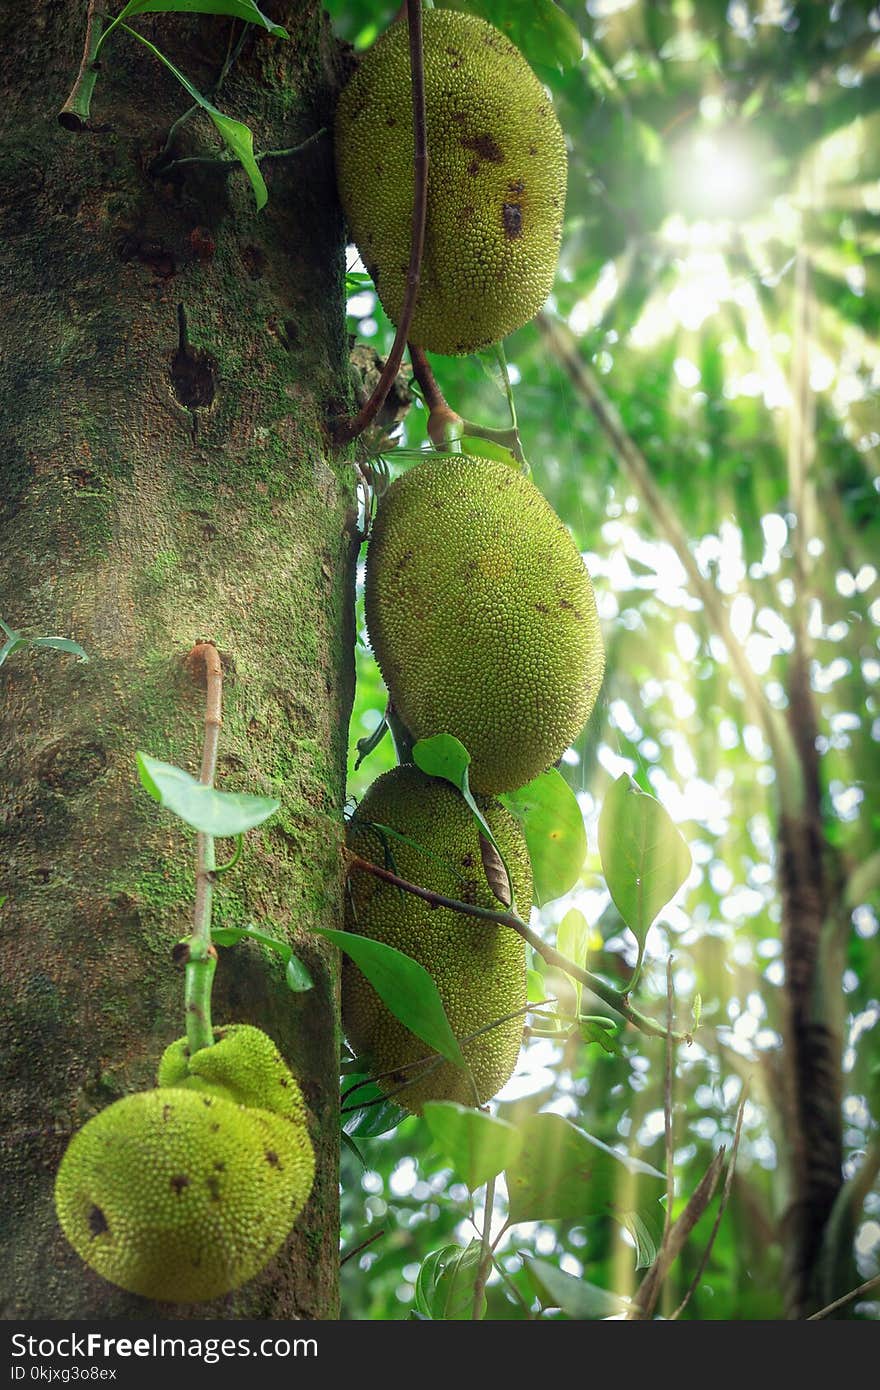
[[344, 850, 690, 1043], [333, 0, 428, 446], [58, 0, 108, 130], [472, 1175, 496, 1320], [183, 641, 223, 1055]]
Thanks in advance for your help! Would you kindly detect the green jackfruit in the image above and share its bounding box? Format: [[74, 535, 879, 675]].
[[343, 764, 532, 1113], [157, 1024, 308, 1127], [364, 455, 605, 794], [54, 1087, 314, 1303], [334, 9, 567, 355]]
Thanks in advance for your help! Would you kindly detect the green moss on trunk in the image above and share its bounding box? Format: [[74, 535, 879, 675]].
[[0, 0, 354, 1319]]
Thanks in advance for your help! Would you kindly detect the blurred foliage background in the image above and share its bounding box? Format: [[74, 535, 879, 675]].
[[325, 0, 880, 1319]]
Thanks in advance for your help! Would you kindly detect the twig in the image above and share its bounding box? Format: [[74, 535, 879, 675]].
[[181, 641, 223, 1054], [670, 1085, 750, 1319], [59, 1, 108, 130], [472, 1175, 496, 1319], [663, 956, 675, 1242], [409, 345, 463, 449], [807, 1272, 880, 1321], [340, 1228, 385, 1267], [345, 849, 689, 1043], [627, 1147, 726, 1319], [334, 0, 428, 446]]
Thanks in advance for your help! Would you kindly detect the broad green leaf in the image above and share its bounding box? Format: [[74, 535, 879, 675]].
[[311, 926, 468, 1072], [524, 1257, 627, 1319], [120, 26, 268, 209], [458, 434, 519, 468], [0, 617, 15, 638], [413, 734, 512, 907], [136, 752, 279, 835], [422, 1100, 523, 1191], [342, 1076, 407, 1139], [113, 1, 287, 37], [414, 1242, 485, 1320], [28, 636, 89, 662], [597, 774, 691, 977], [500, 769, 587, 906], [556, 907, 589, 1010], [505, 1112, 666, 1226]]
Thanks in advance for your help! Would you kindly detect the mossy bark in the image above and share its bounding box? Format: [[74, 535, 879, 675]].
[[0, 1, 354, 1319]]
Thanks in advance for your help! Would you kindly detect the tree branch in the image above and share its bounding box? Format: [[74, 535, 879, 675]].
[[409, 345, 463, 449], [334, 0, 428, 446], [344, 850, 689, 1042]]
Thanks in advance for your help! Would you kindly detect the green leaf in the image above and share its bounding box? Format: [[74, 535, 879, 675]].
[[524, 1257, 627, 1319], [0, 635, 27, 668], [120, 25, 268, 209], [414, 1242, 485, 1320], [458, 434, 519, 468], [27, 636, 89, 662], [285, 954, 313, 993], [342, 1076, 407, 1139], [135, 752, 279, 835], [505, 1112, 666, 1226], [556, 908, 589, 1011], [0, 896, 6, 910], [0, 617, 16, 639], [114, 1, 287, 37], [692, 992, 702, 1031], [579, 1018, 624, 1056], [311, 926, 468, 1072], [597, 774, 692, 979], [500, 769, 587, 906], [422, 1100, 523, 1191], [616, 1203, 664, 1270], [413, 734, 513, 907], [209, 921, 311, 990]]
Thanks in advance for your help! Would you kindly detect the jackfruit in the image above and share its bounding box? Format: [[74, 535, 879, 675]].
[[54, 1087, 315, 1303], [364, 454, 604, 794], [157, 1023, 308, 1127], [334, 9, 567, 355], [343, 764, 532, 1113]]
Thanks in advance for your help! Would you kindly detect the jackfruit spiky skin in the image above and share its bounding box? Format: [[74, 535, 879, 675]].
[[54, 1088, 315, 1303], [364, 455, 605, 794], [343, 764, 532, 1114], [157, 1024, 308, 1127], [334, 10, 567, 355]]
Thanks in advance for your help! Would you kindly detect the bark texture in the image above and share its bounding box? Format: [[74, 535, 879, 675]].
[[0, 0, 355, 1318]]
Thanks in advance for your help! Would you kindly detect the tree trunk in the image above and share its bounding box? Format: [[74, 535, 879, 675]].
[[0, 0, 354, 1319], [778, 646, 845, 1318]]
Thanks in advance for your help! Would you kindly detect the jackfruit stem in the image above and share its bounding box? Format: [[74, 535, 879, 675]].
[[408, 345, 463, 451], [344, 850, 690, 1043], [184, 642, 224, 1055], [334, 0, 428, 447]]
